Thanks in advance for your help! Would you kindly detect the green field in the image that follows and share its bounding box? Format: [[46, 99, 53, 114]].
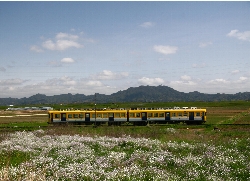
[[0, 101, 250, 180]]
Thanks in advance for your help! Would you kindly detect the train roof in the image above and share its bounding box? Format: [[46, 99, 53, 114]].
[[48, 108, 206, 113]]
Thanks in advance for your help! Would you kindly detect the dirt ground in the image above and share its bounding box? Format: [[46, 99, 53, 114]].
[[0, 110, 48, 115]]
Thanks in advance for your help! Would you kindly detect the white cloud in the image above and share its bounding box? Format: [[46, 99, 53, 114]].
[[42, 39, 82, 51], [61, 76, 76, 86], [208, 79, 230, 84], [138, 77, 164, 86], [237, 76, 248, 82], [0, 76, 121, 98], [140, 21, 154, 28], [86, 80, 103, 86], [170, 80, 197, 86], [227, 30, 239, 37], [192, 62, 206, 68], [48, 58, 75, 67], [97, 70, 115, 80], [56, 39, 80, 50], [170, 75, 249, 94], [1, 74, 250, 98], [0, 78, 25, 86], [30, 45, 44, 52], [92, 70, 129, 80], [231, 70, 240, 74], [198, 77, 250, 93], [61, 58, 75, 63], [227, 29, 250, 41], [199, 42, 212, 48], [31, 32, 83, 52], [42, 40, 55, 50], [181, 75, 191, 81], [169, 75, 198, 93], [56, 32, 78, 40], [153, 45, 178, 55]]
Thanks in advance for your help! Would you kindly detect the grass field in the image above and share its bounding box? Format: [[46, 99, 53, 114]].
[[0, 101, 250, 180]]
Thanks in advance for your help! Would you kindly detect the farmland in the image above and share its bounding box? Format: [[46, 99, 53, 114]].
[[0, 101, 250, 180]]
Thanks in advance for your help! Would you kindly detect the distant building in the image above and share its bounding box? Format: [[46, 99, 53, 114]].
[[40, 107, 53, 110], [6, 106, 53, 111]]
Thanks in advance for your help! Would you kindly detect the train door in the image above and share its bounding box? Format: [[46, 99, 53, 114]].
[[189, 112, 194, 120], [85, 113, 90, 122], [165, 112, 170, 120], [142, 112, 147, 120], [61, 113, 66, 121], [109, 113, 114, 121], [50, 113, 53, 122], [202, 112, 206, 121]]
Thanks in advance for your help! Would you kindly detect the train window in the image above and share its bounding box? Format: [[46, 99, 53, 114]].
[[148, 113, 153, 117], [103, 113, 107, 118], [68, 114, 72, 118], [109, 113, 114, 117], [79, 114, 84, 118], [172, 113, 176, 117], [130, 113, 135, 117], [55, 114, 60, 118], [115, 113, 120, 117], [183, 112, 188, 116], [178, 113, 182, 117], [92, 114, 96, 118], [121, 113, 125, 117], [74, 114, 78, 118], [196, 112, 200, 116], [154, 113, 158, 117], [136, 113, 140, 117], [159, 113, 164, 117], [97, 113, 102, 118], [86, 114, 90, 118]]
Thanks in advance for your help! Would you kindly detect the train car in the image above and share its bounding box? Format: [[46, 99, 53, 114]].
[[48, 107, 206, 125], [128, 108, 206, 125], [48, 109, 128, 125]]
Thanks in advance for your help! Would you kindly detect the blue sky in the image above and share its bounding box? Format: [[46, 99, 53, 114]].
[[1, 2, 250, 98]]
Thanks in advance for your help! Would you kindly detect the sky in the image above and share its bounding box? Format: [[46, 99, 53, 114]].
[[0, 2, 250, 98]]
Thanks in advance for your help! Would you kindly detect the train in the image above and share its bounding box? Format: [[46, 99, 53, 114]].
[[48, 107, 206, 125]]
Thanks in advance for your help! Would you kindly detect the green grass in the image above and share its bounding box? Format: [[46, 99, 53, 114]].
[[15, 100, 249, 110], [0, 101, 250, 180], [0, 122, 48, 132], [0, 150, 31, 169]]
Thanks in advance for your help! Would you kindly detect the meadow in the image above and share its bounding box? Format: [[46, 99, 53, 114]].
[[0, 101, 250, 180]]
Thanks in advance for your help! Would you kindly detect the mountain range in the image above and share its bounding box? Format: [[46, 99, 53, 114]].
[[1, 85, 250, 106]]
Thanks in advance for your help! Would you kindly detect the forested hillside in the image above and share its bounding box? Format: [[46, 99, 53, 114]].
[[1, 85, 250, 105]]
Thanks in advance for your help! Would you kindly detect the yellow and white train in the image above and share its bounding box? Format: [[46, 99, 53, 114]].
[[48, 107, 206, 125]]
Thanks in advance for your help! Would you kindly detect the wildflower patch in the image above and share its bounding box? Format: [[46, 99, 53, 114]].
[[0, 130, 250, 180]]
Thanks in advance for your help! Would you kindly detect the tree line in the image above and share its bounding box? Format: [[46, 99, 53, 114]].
[[1, 85, 250, 106]]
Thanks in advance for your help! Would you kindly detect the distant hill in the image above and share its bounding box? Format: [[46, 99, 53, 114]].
[[1, 85, 250, 105]]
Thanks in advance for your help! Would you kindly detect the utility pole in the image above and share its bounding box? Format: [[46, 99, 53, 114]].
[[94, 93, 96, 127]]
